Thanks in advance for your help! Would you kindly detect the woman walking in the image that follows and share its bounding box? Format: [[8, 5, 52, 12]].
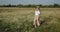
[[33, 6, 40, 28]]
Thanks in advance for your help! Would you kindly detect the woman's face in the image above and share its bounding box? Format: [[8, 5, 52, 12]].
[[35, 6, 40, 11], [36, 7, 39, 10]]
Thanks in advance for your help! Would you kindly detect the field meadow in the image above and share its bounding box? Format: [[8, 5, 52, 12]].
[[0, 7, 60, 32]]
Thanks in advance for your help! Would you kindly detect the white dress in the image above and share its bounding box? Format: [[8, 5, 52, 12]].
[[35, 10, 40, 16]]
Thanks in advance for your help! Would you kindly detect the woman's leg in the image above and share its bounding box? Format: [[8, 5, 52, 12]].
[[36, 16, 40, 27], [34, 17, 37, 28], [34, 20, 36, 27]]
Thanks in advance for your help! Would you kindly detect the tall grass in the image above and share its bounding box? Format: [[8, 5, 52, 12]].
[[0, 8, 60, 32]]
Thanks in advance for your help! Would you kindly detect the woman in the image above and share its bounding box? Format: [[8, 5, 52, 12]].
[[33, 6, 40, 28]]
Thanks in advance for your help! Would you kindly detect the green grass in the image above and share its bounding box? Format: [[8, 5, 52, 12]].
[[0, 8, 60, 32]]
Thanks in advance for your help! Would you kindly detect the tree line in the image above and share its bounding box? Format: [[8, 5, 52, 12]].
[[0, 4, 60, 8]]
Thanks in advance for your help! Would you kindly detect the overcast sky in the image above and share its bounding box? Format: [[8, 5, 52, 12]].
[[0, 0, 60, 5]]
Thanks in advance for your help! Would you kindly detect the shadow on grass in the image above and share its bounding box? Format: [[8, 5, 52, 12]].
[[40, 16, 52, 26]]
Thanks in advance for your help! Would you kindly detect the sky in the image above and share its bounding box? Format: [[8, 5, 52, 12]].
[[0, 0, 60, 5]]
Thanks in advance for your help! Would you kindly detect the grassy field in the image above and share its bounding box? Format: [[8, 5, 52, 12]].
[[0, 7, 60, 32]]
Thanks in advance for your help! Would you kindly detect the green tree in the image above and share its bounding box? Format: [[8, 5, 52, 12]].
[[53, 4, 60, 7]]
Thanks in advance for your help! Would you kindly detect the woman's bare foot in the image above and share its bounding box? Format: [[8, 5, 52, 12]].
[[35, 25, 37, 28]]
